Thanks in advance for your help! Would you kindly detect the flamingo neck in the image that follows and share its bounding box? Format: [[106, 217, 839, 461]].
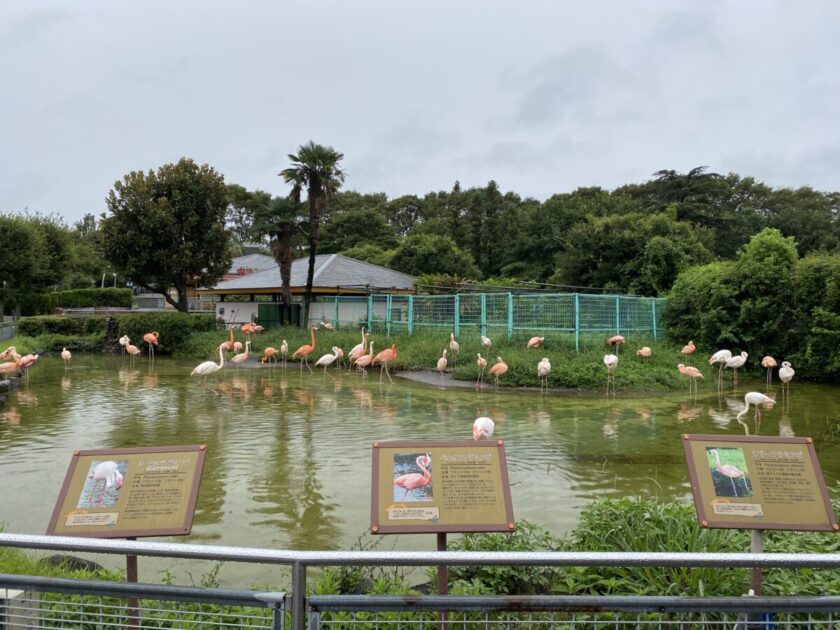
[[310, 327, 315, 349]]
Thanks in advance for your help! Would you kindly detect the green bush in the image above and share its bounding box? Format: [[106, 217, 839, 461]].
[[115, 312, 219, 355], [18, 316, 107, 336], [19, 288, 133, 315]]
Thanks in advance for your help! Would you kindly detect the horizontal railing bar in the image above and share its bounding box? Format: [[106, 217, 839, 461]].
[[0, 573, 285, 607], [308, 594, 840, 614], [2, 533, 839, 569]]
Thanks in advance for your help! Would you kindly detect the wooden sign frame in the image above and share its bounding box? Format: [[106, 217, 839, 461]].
[[47, 445, 206, 539], [682, 434, 838, 532], [370, 439, 515, 535]]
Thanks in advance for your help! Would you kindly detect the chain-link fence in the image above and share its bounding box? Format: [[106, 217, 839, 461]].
[[312, 293, 666, 350]]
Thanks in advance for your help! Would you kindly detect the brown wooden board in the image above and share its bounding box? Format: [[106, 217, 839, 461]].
[[47, 445, 206, 538], [371, 439, 515, 534], [682, 434, 838, 532]]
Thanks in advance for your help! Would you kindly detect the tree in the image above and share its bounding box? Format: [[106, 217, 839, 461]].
[[0, 216, 37, 317], [280, 142, 345, 327], [100, 158, 233, 312], [389, 234, 480, 278], [319, 207, 398, 253], [226, 184, 272, 245]]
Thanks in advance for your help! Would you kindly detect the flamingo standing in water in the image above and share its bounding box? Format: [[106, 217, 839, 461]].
[[604, 354, 618, 396], [217, 329, 235, 354], [475, 353, 487, 388], [449, 333, 460, 368], [726, 351, 748, 386], [737, 391, 775, 421], [18, 353, 38, 381], [677, 363, 703, 394], [778, 361, 795, 395], [488, 356, 508, 388], [472, 417, 495, 440], [372, 343, 398, 384], [393, 454, 432, 501], [436, 349, 448, 387], [231, 340, 251, 368], [262, 347, 279, 365], [537, 357, 551, 392], [143, 331, 160, 361], [87, 461, 123, 506], [761, 356, 777, 387], [355, 341, 375, 375], [681, 341, 696, 365], [125, 341, 141, 367], [709, 448, 748, 496], [292, 327, 317, 372], [118, 335, 130, 360], [348, 328, 367, 364], [280, 340, 289, 366], [314, 347, 340, 374], [709, 349, 732, 387], [191, 346, 226, 384], [61, 347, 72, 368]]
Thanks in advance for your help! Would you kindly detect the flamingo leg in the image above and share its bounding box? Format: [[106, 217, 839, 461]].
[[386, 364, 393, 385], [730, 476, 738, 496]]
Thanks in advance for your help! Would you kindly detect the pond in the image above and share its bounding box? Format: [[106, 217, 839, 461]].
[[1, 356, 838, 584]]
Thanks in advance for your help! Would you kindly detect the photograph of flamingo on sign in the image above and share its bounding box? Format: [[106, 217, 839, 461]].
[[706, 448, 752, 498], [393, 453, 433, 502], [77, 460, 127, 509]]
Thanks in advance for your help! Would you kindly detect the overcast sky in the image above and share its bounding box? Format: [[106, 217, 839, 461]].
[[2, 1, 838, 225]]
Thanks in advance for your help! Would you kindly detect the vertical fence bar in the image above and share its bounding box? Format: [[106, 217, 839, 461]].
[[615, 296, 620, 336], [454, 294, 460, 337], [386, 294, 392, 338], [333, 296, 339, 326], [480, 293, 487, 337], [651, 299, 657, 341], [574, 293, 580, 353], [291, 562, 306, 630], [367, 295, 373, 331], [407, 295, 414, 335], [507, 293, 513, 339]]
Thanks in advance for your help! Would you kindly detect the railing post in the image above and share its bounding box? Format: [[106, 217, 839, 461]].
[[574, 293, 580, 353], [507, 293, 513, 339], [480, 293, 487, 338], [651, 299, 657, 341], [615, 295, 620, 336], [291, 561, 306, 630], [333, 296, 339, 327], [407, 295, 414, 335], [367, 295, 373, 331], [454, 294, 460, 337], [386, 294, 392, 338]]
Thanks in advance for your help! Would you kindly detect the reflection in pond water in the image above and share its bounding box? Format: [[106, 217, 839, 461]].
[[0, 357, 838, 563]]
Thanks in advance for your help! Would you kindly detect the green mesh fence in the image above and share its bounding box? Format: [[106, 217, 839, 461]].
[[316, 292, 667, 352]]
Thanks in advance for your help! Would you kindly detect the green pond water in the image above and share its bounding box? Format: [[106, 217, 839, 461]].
[[1, 356, 838, 585]]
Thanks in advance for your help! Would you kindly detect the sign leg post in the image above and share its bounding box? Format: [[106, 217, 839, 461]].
[[437, 532, 448, 628], [126, 537, 139, 629], [750, 529, 763, 595]]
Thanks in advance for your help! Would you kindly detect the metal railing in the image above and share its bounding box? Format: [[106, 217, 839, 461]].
[[1, 533, 839, 630], [0, 321, 17, 342]]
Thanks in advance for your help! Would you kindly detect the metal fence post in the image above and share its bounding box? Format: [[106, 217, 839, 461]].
[[615, 296, 620, 336], [386, 294, 392, 338], [480, 293, 487, 338], [407, 295, 414, 335], [367, 295, 373, 331], [574, 293, 580, 353], [651, 299, 657, 341], [291, 561, 306, 630], [454, 294, 460, 337], [507, 293, 513, 339], [333, 296, 339, 327]]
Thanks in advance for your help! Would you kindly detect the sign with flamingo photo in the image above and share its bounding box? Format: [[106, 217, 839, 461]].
[[47, 445, 206, 538], [682, 434, 838, 532], [370, 440, 515, 534]]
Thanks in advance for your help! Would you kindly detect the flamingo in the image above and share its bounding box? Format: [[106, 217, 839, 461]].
[[143, 331, 160, 360], [231, 340, 251, 367], [314, 347, 340, 373], [355, 341, 375, 375], [233, 341, 243, 354], [333, 346, 345, 369], [526, 336, 545, 349], [677, 363, 703, 394], [709, 349, 732, 387], [737, 391, 775, 420], [241, 322, 258, 338], [449, 333, 460, 368], [488, 356, 508, 388], [348, 328, 367, 363], [372, 343, 398, 384], [0, 359, 21, 375], [18, 353, 38, 381], [778, 361, 795, 395], [319, 321, 334, 331], [480, 335, 492, 351], [636, 346, 652, 361], [87, 461, 123, 506], [191, 345, 226, 384], [0, 346, 17, 362], [118, 335, 130, 359], [761, 356, 777, 387], [217, 328, 235, 354], [537, 357, 551, 391], [61, 347, 72, 367], [262, 347, 279, 365], [472, 417, 495, 440], [393, 454, 432, 501], [726, 351, 748, 386], [475, 353, 487, 388], [125, 342, 141, 367], [709, 448, 748, 496], [280, 339, 289, 366], [681, 341, 696, 365], [292, 327, 317, 372], [603, 354, 618, 396], [607, 335, 625, 354], [436, 349, 448, 387]]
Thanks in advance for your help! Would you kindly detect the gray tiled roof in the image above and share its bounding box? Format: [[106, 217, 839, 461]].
[[227, 253, 276, 274], [205, 254, 416, 292]]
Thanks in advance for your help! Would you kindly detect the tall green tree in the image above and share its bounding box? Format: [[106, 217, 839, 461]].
[[100, 158, 233, 312], [226, 184, 272, 245], [0, 216, 37, 317], [279, 142, 345, 327], [389, 233, 480, 277]]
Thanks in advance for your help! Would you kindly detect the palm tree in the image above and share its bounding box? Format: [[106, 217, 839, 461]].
[[254, 197, 301, 325], [279, 142, 345, 327]]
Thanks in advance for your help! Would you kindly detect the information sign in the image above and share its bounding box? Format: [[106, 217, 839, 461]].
[[371, 439, 515, 534], [682, 434, 838, 531], [47, 445, 206, 538]]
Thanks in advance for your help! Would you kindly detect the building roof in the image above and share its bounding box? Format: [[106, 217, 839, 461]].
[[226, 253, 276, 276], [201, 254, 416, 294]]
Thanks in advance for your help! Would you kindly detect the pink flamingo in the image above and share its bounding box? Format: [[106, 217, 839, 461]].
[[292, 327, 317, 372], [393, 454, 432, 501], [677, 363, 703, 394], [280, 340, 289, 366], [348, 328, 368, 364], [217, 329, 235, 354], [778, 361, 795, 396], [231, 340, 251, 368], [603, 354, 618, 396], [0, 346, 18, 362], [61, 347, 72, 368], [88, 461, 123, 506], [473, 417, 495, 440], [449, 333, 460, 368], [709, 349, 732, 387], [488, 356, 508, 388], [636, 346, 652, 361], [537, 357, 551, 392], [607, 335, 625, 354], [372, 343, 398, 384], [125, 341, 141, 367], [761, 356, 777, 387], [726, 351, 748, 386], [143, 331, 160, 360], [436, 349, 448, 387], [262, 347, 279, 365], [526, 336, 545, 349], [709, 448, 748, 496], [475, 353, 487, 388], [355, 341, 375, 375], [681, 340, 696, 365]]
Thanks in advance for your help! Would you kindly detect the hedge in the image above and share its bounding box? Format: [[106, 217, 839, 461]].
[[20, 288, 133, 315], [18, 316, 107, 336]]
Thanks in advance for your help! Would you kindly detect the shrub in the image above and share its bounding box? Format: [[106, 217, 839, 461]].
[[114, 312, 219, 355], [19, 288, 133, 315], [18, 316, 106, 336]]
